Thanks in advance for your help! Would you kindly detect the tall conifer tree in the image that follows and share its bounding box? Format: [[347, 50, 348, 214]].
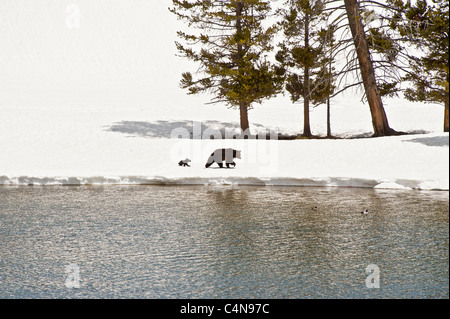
[[170, 0, 284, 135], [388, 0, 449, 132], [276, 0, 335, 137], [344, 0, 400, 136]]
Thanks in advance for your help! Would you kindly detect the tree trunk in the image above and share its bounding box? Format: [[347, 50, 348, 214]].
[[236, 1, 251, 136], [239, 102, 250, 136], [303, 77, 311, 137], [303, 13, 312, 137], [327, 57, 332, 137], [327, 96, 331, 137], [344, 0, 399, 137], [445, 98, 449, 132]]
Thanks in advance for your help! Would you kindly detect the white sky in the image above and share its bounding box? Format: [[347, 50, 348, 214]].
[[0, 0, 430, 114], [0, 0, 208, 108]]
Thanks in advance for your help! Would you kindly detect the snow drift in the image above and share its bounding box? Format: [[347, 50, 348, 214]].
[[0, 107, 448, 191]]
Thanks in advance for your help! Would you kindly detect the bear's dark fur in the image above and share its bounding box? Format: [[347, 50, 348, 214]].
[[205, 148, 241, 168]]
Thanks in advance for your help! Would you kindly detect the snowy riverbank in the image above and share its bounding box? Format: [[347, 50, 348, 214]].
[[0, 103, 448, 190]]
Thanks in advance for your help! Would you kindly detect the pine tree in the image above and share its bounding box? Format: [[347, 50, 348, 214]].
[[169, 0, 284, 135], [388, 0, 449, 132], [344, 0, 401, 136], [276, 0, 336, 137]]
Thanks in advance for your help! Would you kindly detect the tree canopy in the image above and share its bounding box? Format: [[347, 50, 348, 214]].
[[170, 0, 284, 133], [387, 0, 449, 131]]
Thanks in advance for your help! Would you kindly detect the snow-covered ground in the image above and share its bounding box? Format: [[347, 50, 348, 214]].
[[0, 98, 448, 190], [0, 0, 448, 190]]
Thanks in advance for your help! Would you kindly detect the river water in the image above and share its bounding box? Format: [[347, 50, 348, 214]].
[[0, 185, 448, 299]]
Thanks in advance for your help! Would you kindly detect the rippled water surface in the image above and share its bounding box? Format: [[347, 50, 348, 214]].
[[0, 185, 448, 298]]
